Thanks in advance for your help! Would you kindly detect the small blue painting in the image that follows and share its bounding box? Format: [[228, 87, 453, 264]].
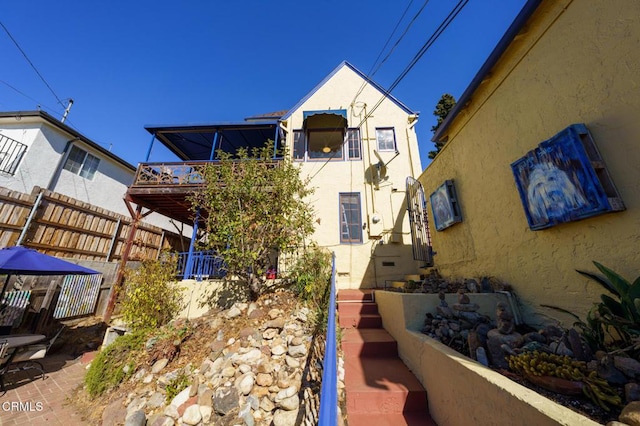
[[511, 124, 614, 230], [430, 180, 462, 231]]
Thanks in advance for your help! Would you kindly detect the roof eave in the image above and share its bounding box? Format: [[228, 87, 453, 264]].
[[0, 110, 136, 171], [432, 0, 543, 142], [281, 61, 417, 121]]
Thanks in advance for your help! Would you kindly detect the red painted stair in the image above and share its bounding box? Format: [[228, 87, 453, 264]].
[[338, 289, 436, 426]]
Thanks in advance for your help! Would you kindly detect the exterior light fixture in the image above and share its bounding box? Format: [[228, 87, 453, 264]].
[[322, 145, 331, 153]]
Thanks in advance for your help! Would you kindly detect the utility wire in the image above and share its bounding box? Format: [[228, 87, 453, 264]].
[[353, 0, 468, 131], [308, 0, 469, 182], [350, 0, 429, 108], [0, 80, 58, 112], [0, 21, 66, 109]]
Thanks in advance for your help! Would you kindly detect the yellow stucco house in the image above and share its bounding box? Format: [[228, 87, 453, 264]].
[[126, 61, 427, 290], [420, 0, 640, 326]]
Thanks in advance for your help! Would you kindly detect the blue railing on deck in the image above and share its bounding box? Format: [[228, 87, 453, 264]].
[[176, 251, 226, 280], [319, 252, 338, 425]]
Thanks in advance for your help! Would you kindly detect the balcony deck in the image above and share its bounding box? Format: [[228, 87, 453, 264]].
[[125, 160, 281, 224]]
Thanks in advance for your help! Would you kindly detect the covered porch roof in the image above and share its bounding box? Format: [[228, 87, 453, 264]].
[[145, 120, 284, 161]]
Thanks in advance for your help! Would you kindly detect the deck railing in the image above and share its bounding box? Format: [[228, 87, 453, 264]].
[[318, 252, 338, 425], [176, 251, 226, 280], [132, 160, 282, 187]]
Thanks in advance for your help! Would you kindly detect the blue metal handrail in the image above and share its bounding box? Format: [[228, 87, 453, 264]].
[[318, 252, 338, 425]]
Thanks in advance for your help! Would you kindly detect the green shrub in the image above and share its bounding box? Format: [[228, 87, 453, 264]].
[[289, 244, 332, 332], [84, 329, 150, 397], [121, 253, 184, 331], [165, 368, 192, 403], [577, 262, 640, 356]]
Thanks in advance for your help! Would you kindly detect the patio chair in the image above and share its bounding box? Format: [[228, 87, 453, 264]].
[[0, 339, 11, 392], [8, 326, 65, 379]]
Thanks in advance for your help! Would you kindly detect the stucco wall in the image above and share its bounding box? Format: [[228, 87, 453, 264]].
[[286, 64, 423, 289], [418, 0, 640, 326]]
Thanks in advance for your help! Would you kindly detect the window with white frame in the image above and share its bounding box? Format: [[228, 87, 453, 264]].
[[0, 134, 27, 175], [292, 128, 361, 161], [339, 192, 362, 243], [63, 146, 100, 179], [376, 127, 396, 151], [346, 128, 361, 160]]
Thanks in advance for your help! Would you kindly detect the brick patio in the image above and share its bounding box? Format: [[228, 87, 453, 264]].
[[0, 352, 91, 426]]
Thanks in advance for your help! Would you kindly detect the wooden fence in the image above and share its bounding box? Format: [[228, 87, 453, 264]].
[[0, 185, 188, 260], [0, 185, 190, 329]]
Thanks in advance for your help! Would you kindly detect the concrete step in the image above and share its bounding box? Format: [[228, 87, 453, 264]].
[[344, 356, 428, 415], [337, 302, 379, 316], [347, 411, 437, 426], [337, 289, 375, 302], [338, 313, 382, 329], [341, 328, 397, 358]]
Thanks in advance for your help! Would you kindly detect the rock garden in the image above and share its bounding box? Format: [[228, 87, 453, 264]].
[[409, 265, 640, 425]]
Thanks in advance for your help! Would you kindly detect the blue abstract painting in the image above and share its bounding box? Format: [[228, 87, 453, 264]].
[[511, 124, 613, 230], [430, 180, 461, 231]]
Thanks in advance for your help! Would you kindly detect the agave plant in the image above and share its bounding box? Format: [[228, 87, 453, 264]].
[[577, 262, 640, 355]]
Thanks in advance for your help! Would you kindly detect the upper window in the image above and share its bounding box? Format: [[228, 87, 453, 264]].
[[293, 130, 305, 161], [308, 129, 343, 160], [376, 128, 396, 151], [63, 146, 100, 179], [0, 134, 27, 175], [346, 128, 361, 160], [339, 192, 363, 244], [292, 128, 361, 161]]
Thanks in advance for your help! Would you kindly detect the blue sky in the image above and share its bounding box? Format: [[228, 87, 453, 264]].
[[1, 1, 527, 168]]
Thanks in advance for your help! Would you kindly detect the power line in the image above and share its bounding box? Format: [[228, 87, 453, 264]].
[[353, 0, 469, 131], [309, 0, 469, 182], [0, 80, 57, 112], [350, 0, 428, 107], [0, 21, 66, 109]]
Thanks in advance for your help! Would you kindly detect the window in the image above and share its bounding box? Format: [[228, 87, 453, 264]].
[[307, 129, 343, 160], [347, 128, 361, 160], [63, 146, 100, 179], [376, 127, 396, 151], [0, 134, 27, 175], [293, 130, 305, 161], [339, 193, 362, 243], [292, 128, 362, 161]]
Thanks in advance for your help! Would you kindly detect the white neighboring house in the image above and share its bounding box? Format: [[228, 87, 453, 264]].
[[0, 110, 176, 233]]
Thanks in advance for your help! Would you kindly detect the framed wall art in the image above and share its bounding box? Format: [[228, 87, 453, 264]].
[[429, 180, 462, 231], [511, 123, 624, 231]]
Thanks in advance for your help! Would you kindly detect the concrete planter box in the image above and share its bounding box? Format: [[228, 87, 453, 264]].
[[374, 291, 599, 426]]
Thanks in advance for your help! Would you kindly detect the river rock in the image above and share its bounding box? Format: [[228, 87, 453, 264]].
[[226, 306, 242, 319], [151, 358, 169, 374], [615, 356, 640, 379], [277, 395, 300, 411], [619, 401, 640, 426], [288, 344, 307, 357], [213, 386, 239, 415], [124, 410, 146, 426], [273, 409, 299, 426], [236, 372, 255, 395], [182, 404, 202, 425], [200, 405, 213, 423], [271, 345, 287, 356], [264, 318, 286, 330], [626, 383, 640, 402]]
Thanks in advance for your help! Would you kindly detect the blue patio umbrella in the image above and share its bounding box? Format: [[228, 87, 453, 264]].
[[0, 246, 99, 302]]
